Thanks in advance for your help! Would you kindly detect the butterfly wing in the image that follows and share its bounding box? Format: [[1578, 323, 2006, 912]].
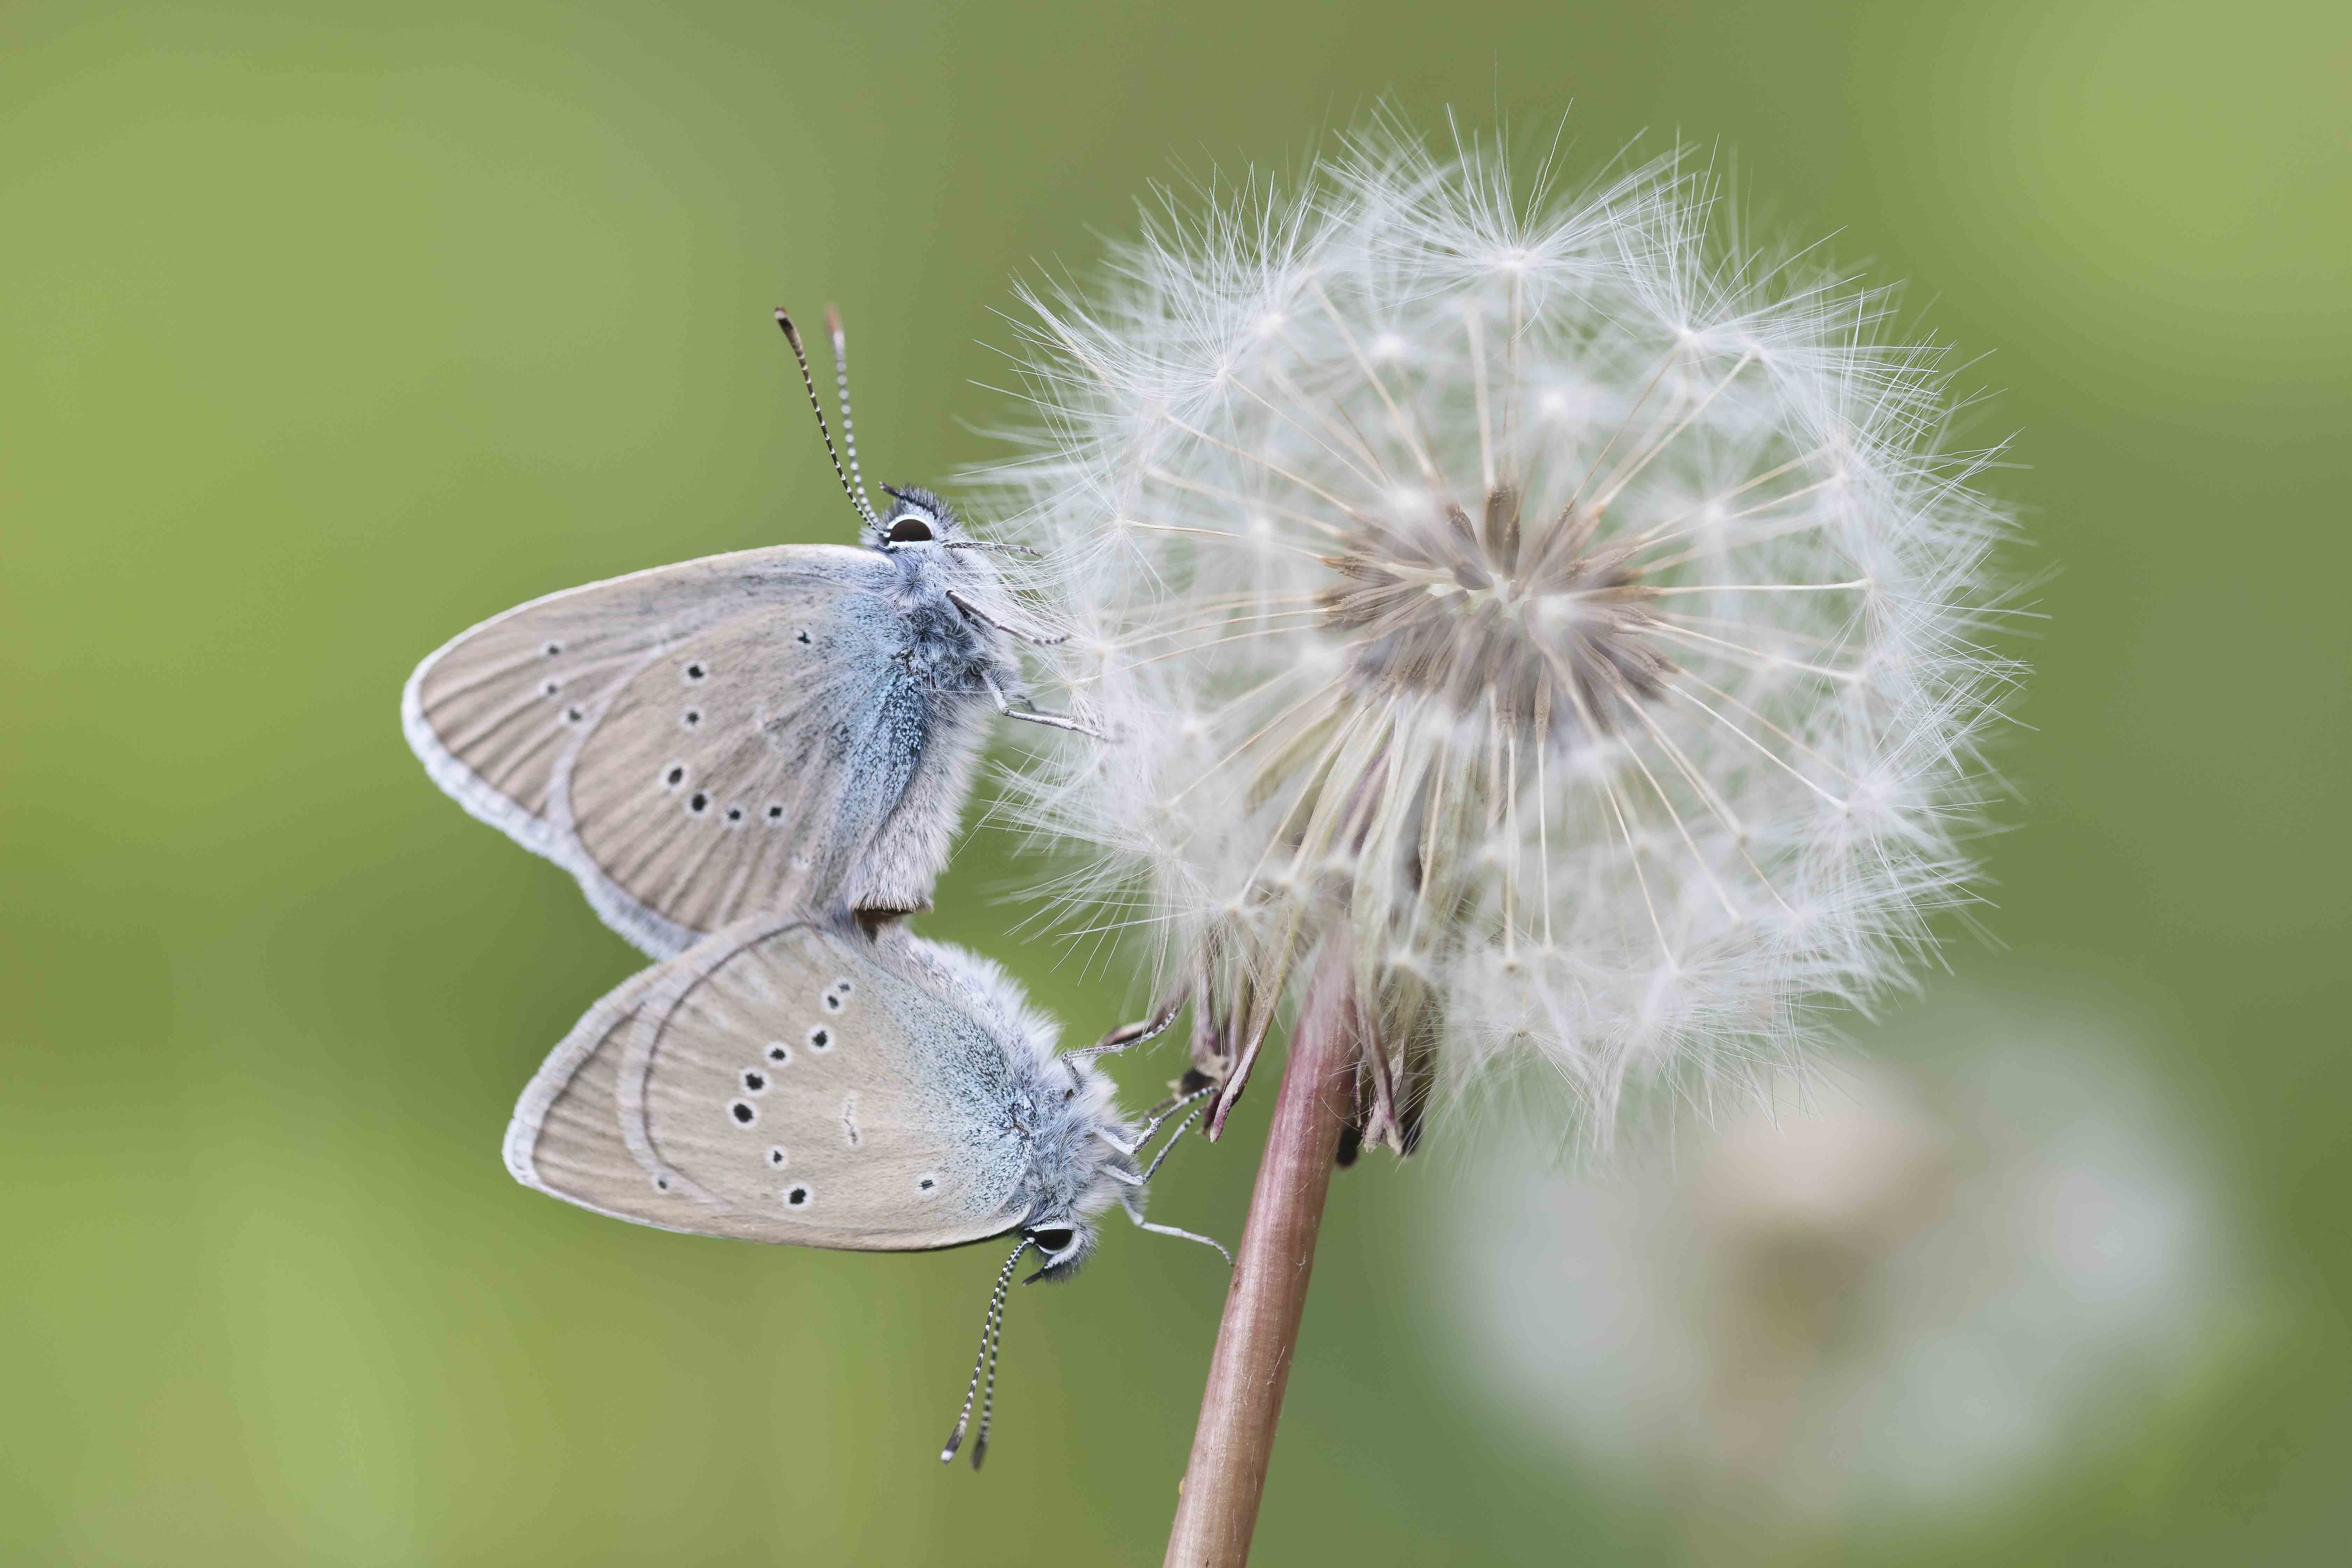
[[402, 544, 875, 866], [504, 915, 1038, 1251], [406, 543, 991, 957], [500, 964, 688, 1231], [553, 594, 989, 955]]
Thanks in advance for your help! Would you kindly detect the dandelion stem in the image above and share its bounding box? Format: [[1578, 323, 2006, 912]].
[[1164, 951, 1357, 1568]]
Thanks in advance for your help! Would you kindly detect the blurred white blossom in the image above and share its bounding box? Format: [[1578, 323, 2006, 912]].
[[990, 119, 2019, 1152], [1428, 990, 2244, 1554]]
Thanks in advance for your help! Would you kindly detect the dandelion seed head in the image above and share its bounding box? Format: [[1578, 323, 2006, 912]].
[[989, 118, 2019, 1158]]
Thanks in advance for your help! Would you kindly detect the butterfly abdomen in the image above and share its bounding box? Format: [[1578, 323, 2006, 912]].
[[819, 637, 981, 918]]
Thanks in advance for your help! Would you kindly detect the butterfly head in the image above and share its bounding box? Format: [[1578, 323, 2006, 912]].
[[1010, 1055, 1142, 1283], [872, 484, 970, 553], [1021, 1221, 1093, 1278], [938, 1038, 1222, 1469]]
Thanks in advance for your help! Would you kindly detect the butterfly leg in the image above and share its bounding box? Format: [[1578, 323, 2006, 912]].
[[982, 669, 1103, 738], [941, 538, 1042, 560], [1067, 995, 1184, 1062], [1124, 1090, 1212, 1186], [1120, 1190, 1231, 1267], [1138, 1220, 1231, 1266], [947, 589, 1069, 647]]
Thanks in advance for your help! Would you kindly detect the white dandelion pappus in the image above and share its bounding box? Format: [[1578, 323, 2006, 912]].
[[989, 124, 2019, 1157]]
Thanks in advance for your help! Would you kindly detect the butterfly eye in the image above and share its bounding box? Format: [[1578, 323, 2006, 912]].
[[886, 514, 934, 544], [1030, 1227, 1075, 1256]]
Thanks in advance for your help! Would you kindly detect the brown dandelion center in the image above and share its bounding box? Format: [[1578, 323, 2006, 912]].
[[1316, 485, 1674, 742]]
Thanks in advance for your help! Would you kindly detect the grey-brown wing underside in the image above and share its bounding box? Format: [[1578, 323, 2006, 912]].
[[500, 965, 687, 1231], [403, 542, 874, 862], [552, 594, 988, 956], [503, 915, 1035, 1251]]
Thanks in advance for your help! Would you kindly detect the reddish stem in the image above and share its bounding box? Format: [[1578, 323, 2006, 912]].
[[1163, 953, 1357, 1567]]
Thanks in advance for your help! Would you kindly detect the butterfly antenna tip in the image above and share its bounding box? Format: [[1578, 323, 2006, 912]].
[[774, 306, 878, 527]]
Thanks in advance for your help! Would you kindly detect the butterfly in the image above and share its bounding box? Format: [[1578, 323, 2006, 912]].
[[503, 910, 1220, 1465], [401, 307, 1091, 958]]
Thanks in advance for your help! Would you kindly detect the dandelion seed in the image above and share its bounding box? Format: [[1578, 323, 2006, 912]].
[[990, 121, 2018, 1158]]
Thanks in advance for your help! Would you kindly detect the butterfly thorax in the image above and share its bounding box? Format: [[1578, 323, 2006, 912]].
[[878, 550, 1015, 696]]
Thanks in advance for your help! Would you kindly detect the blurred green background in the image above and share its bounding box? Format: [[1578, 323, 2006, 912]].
[[4, 1, 2346, 1562]]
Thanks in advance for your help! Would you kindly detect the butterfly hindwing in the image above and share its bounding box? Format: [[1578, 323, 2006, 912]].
[[505, 916, 1040, 1252], [500, 965, 703, 1234]]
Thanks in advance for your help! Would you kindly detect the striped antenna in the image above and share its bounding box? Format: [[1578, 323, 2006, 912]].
[[774, 308, 878, 528], [821, 303, 877, 521], [940, 1236, 1031, 1469]]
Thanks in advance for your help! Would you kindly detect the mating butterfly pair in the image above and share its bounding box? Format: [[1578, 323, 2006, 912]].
[[402, 308, 1218, 1466]]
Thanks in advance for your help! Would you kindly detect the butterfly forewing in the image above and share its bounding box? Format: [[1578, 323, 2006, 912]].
[[508, 916, 1035, 1251], [404, 546, 858, 859], [404, 545, 874, 858], [557, 589, 946, 954]]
